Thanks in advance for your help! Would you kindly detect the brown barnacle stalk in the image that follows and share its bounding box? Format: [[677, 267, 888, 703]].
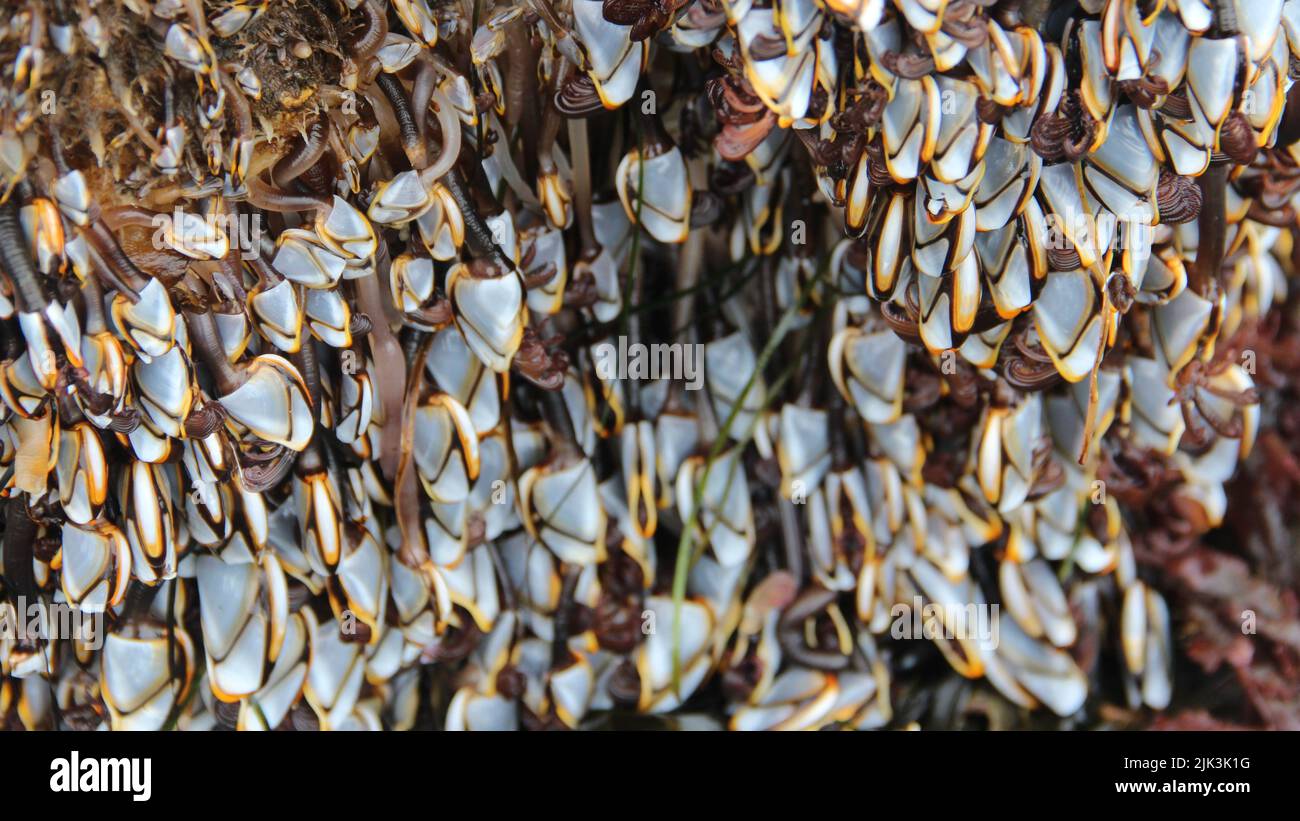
[[237, 441, 298, 493], [1046, 241, 1082, 271], [676, 86, 716, 161], [1237, 152, 1300, 211], [603, 0, 680, 42], [999, 322, 1063, 392], [444, 168, 514, 270], [537, 380, 584, 465], [837, 81, 889, 131], [1156, 88, 1192, 123], [357, 244, 406, 482], [563, 114, 599, 261], [347, 312, 373, 337], [976, 96, 1008, 125], [511, 326, 569, 390], [371, 51, 463, 182], [183, 400, 227, 440], [555, 73, 605, 117], [796, 126, 862, 182], [1191, 159, 1229, 295], [271, 118, 329, 190], [1098, 440, 1175, 508], [185, 302, 248, 398], [898, 367, 939, 420], [394, 330, 434, 570], [424, 612, 483, 663], [346, 0, 389, 85], [1156, 166, 1203, 224], [590, 545, 646, 654], [1026, 437, 1066, 498], [79, 218, 153, 302], [1276, 78, 1300, 145], [1173, 359, 1260, 442], [938, 352, 981, 408], [244, 248, 284, 293], [376, 72, 429, 171], [777, 586, 850, 672], [181, 297, 314, 454], [1106, 268, 1137, 315], [802, 82, 884, 176], [207, 200, 250, 306], [940, 0, 990, 48], [879, 47, 937, 80], [1218, 108, 1259, 166], [532, 89, 571, 227], [0, 198, 50, 312], [1030, 90, 1097, 163], [708, 74, 777, 162], [245, 165, 334, 215], [1117, 73, 1170, 110], [563, 266, 599, 309], [64, 326, 117, 417], [880, 298, 923, 346], [862, 137, 894, 187], [3, 496, 39, 603]]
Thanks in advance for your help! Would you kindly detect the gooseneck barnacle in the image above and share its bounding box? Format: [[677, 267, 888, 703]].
[[0, 0, 1299, 735]]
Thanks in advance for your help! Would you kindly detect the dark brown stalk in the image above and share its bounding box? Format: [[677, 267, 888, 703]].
[[272, 119, 329, 189], [2, 496, 38, 601], [376, 72, 427, 169], [777, 586, 849, 671], [245, 172, 331, 213], [1191, 161, 1228, 295], [185, 308, 245, 395], [0, 199, 48, 311], [443, 170, 515, 270], [351, 0, 388, 67]]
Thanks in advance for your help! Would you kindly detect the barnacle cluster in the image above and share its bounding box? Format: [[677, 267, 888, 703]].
[[1, 0, 1299, 731]]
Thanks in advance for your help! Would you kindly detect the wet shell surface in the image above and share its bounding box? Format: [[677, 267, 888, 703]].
[[0, 0, 1297, 733]]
